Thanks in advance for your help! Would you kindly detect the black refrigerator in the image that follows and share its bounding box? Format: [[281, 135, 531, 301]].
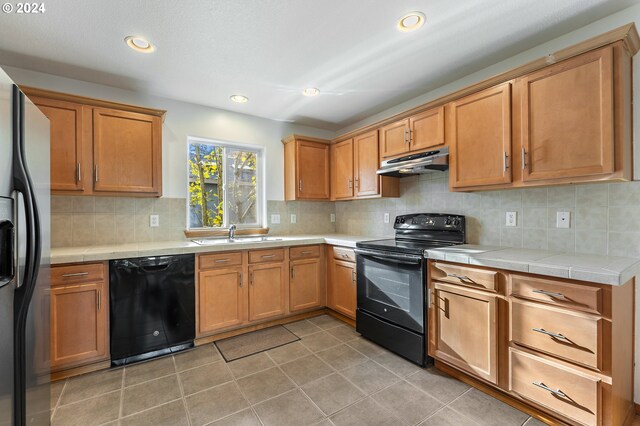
[[0, 67, 51, 425]]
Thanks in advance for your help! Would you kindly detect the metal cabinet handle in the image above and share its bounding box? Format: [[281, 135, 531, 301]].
[[532, 382, 567, 398], [299, 179, 302, 192], [239, 272, 243, 287], [408, 128, 413, 145], [94, 165, 99, 182], [351, 270, 356, 283], [77, 163, 81, 183], [291, 266, 295, 279], [354, 178, 359, 190], [532, 328, 567, 340], [261, 254, 276, 259], [503, 152, 509, 172], [62, 272, 89, 277], [521, 147, 527, 170], [215, 259, 230, 263], [97, 289, 101, 311], [250, 272, 254, 286], [340, 253, 349, 258], [447, 273, 470, 281], [532, 289, 565, 299], [348, 179, 352, 190]]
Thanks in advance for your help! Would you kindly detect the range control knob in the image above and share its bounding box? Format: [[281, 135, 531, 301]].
[[400, 218, 405, 224], [444, 217, 452, 226]]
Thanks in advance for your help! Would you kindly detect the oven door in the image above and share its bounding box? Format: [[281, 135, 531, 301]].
[[355, 248, 425, 333]]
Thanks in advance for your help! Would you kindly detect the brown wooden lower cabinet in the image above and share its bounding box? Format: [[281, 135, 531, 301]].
[[50, 263, 109, 372], [428, 261, 635, 426], [198, 267, 246, 334], [249, 262, 286, 322], [289, 257, 322, 312], [327, 246, 356, 319]]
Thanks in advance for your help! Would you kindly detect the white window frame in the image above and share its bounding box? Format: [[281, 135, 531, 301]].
[[187, 136, 266, 230]]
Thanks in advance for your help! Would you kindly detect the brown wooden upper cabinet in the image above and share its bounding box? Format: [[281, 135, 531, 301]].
[[519, 45, 615, 182], [283, 135, 331, 201], [330, 130, 399, 200], [93, 108, 162, 195], [449, 83, 512, 189], [23, 87, 165, 197], [379, 106, 445, 159]]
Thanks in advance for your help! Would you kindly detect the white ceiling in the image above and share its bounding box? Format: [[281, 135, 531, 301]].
[[0, 0, 635, 130]]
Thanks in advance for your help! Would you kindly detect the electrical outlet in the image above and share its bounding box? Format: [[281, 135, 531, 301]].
[[556, 211, 571, 228], [383, 213, 390, 224], [330, 213, 336, 223], [505, 211, 517, 227], [290, 214, 297, 224], [149, 214, 160, 228], [270, 214, 280, 224]]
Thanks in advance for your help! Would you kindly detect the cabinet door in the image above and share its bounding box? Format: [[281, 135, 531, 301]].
[[409, 106, 445, 152], [450, 83, 512, 189], [198, 267, 245, 335], [290, 258, 322, 312], [432, 282, 498, 384], [520, 46, 614, 182], [296, 141, 330, 199], [330, 260, 356, 319], [332, 139, 354, 199], [93, 108, 162, 195], [249, 263, 286, 321], [379, 119, 410, 159], [33, 98, 84, 192], [50, 282, 108, 370], [354, 131, 380, 197]]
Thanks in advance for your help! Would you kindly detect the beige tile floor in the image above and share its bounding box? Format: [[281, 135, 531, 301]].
[[47, 315, 573, 425]]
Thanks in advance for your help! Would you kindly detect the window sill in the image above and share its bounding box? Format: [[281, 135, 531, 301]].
[[184, 227, 270, 239]]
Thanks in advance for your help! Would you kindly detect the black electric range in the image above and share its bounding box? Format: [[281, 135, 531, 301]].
[[354, 213, 465, 366]]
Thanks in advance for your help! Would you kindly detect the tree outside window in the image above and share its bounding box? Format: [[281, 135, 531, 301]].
[[188, 139, 262, 229]]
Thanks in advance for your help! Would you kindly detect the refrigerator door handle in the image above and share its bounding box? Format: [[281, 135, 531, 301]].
[[12, 86, 42, 426]]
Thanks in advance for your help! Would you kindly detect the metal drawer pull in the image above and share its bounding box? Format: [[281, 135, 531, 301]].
[[94, 165, 99, 182], [532, 289, 565, 299], [447, 273, 470, 281], [61, 272, 89, 277], [532, 328, 567, 340], [532, 382, 567, 398], [261, 254, 276, 259], [239, 272, 243, 287], [215, 259, 230, 263], [300, 251, 313, 255], [77, 163, 82, 183], [521, 147, 527, 169]]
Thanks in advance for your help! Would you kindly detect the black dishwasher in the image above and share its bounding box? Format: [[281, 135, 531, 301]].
[[110, 254, 195, 366]]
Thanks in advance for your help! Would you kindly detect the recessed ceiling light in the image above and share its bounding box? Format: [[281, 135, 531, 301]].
[[125, 36, 155, 53], [230, 94, 249, 103], [302, 87, 320, 97], [397, 12, 425, 32]]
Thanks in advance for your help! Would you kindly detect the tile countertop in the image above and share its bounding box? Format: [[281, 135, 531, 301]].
[[426, 244, 640, 286], [49, 234, 372, 265]]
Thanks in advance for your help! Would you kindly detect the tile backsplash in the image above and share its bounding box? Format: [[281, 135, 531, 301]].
[[335, 172, 640, 257], [51, 196, 337, 248]]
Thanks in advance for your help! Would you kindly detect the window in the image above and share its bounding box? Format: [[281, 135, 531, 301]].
[[187, 137, 264, 229]]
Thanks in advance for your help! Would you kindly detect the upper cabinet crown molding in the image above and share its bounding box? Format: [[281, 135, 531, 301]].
[[21, 86, 166, 120]]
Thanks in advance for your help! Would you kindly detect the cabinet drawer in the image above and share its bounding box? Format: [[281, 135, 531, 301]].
[[249, 248, 285, 264], [290, 245, 321, 260], [430, 262, 499, 292], [510, 274, 602, 315], [332, 246, 355, 263], [510, 300, 602, 370], [509, 348, 600, 426], [51, 263, 105, 286], [199, 252, 243, 269]]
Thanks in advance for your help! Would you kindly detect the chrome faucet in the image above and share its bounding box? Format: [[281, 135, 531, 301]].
[[228, 224, 237, 240]]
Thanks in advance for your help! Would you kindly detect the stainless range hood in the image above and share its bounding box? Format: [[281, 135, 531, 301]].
[[377, 147, 448, 177]]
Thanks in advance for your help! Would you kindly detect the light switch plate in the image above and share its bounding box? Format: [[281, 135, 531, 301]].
[[505, 211, 517, 227], [556, 211, 571, 228], [330, 213, 336, 223], [271, 214, 280, 224], [384, 213, 390, 224], [149, 214, 160, 228], [290, 214, 297, 224]]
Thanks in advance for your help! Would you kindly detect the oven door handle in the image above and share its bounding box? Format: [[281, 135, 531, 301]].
[[354, 248, 423, 264]]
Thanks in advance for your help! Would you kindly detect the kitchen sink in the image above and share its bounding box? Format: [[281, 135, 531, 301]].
[[192, 236, 283, 245]]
